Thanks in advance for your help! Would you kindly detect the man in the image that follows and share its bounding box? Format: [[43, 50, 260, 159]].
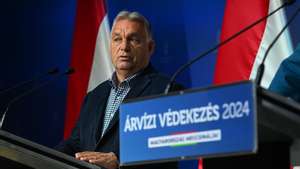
[[269, 43, 300, 102], [56, 11, 182, 169]]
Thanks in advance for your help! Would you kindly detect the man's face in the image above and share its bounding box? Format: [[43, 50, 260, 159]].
[[110, 19, 154, 75]]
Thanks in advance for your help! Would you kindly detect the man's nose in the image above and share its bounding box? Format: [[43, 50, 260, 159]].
[[120, 40, 130, 52]]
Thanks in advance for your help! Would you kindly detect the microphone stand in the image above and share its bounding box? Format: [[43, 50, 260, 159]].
[[0, 68, 74, 129]]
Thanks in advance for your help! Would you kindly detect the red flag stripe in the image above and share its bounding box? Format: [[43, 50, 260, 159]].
[[64, 0, 107, 139], [213, 0, 269, 85]]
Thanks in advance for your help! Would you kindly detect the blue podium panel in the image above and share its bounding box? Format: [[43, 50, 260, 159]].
[[119, 81, 257, 166]]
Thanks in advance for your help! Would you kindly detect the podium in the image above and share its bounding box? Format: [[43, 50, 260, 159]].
[[0, 130, 101, 169], [1, 82, 300, 169], [257, 87, 300, 140], [204, 87, 300, 169], [119, 81, 300, 168]]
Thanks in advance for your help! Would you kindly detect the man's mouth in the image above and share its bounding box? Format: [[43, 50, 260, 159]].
[[119, 56, 131, 61]]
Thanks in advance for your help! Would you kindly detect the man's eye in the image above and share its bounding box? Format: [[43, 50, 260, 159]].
[[113, 37, 122, 42], [130, 38, 140, 44]]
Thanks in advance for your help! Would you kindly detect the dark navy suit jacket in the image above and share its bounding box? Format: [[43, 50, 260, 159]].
[[269, 43, 300, 102], [56, 65, 183, 169]]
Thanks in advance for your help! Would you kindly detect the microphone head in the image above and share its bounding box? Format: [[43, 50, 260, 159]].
[[64, 68, 75, 75], [47, 67, 60, 75]]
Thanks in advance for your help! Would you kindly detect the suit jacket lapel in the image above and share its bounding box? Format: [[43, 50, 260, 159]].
[[94, 82, 111, 142]]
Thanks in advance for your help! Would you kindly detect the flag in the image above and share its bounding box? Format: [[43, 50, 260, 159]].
[[64, 0, 113, 139], [213, 0, 293, 88]]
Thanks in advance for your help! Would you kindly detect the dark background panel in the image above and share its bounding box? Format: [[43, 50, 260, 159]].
[[0, 0, 77, 147]]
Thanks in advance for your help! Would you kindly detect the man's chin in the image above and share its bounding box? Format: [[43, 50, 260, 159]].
[[116, 66, 133, 72], [117, 63, 133, 70]]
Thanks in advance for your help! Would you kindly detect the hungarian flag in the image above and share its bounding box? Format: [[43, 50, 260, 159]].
[[214, 0, 293, 88], [200, 0, 293, 168], [63, 0, 113, 139]]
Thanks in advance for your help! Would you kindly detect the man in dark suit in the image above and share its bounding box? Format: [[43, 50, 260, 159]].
[[56, 11, 182, 169]]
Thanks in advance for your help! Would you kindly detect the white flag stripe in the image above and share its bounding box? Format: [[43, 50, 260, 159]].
[[249, 0, 293, 88], [88, 15, 114, 92]]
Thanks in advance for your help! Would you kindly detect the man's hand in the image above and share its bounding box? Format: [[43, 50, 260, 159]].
[[75, 151, 118, 169]]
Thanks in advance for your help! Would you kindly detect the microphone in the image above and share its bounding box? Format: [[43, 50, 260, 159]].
[[164, 0, 296, 94], [255, 5, 300, 86], [0, 67, 60, 95], [0, 67, 75, 129]]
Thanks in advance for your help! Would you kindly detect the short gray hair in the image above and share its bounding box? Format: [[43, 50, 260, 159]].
[[112, 11, 152, 39]]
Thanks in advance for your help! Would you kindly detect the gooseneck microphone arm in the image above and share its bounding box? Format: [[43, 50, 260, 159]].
[[164, 0, 295, 94], [255, 6, 300, 86], [0, 67, 59, 95], [0, 68, 75, 129]]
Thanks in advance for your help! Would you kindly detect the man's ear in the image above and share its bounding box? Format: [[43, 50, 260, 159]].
[[148, 40, 155, 56]]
